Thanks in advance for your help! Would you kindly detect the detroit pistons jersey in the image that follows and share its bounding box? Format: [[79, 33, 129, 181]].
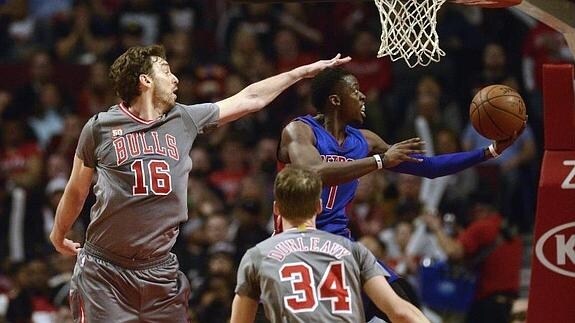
[[294, 115, 369, 237], [76, 102, 218, 260], [236, 228, 389, 323]]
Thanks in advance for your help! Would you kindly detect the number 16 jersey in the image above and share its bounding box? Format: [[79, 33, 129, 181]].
[[76, 102, 218, 260]]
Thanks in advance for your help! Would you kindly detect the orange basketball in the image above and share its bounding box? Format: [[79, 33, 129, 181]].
[[469, 84, 527, 140]]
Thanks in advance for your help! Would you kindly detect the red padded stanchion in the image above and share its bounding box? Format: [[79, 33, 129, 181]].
[[527, 64, 575, 323]]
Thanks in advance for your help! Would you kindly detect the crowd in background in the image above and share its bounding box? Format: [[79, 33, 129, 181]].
[[0, 0, 573, 322]]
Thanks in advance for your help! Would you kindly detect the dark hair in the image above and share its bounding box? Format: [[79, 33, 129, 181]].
[[274, 167, 322, 224], [109, 45, 166, 105], [310, 67, 352, 113]]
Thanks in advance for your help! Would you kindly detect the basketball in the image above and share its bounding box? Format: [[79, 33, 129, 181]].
[[469, 84, 527, 140]]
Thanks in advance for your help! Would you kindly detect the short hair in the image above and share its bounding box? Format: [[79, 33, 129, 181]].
[[274, 167, 322, 224], [109, 45, 166, 105], [310, 67, 352, 113]]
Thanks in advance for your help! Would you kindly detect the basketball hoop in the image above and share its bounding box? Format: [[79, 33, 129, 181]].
[[374, 0, 522, 68]]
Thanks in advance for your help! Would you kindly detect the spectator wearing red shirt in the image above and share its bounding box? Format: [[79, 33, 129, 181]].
[[422, 195, 523, 323]]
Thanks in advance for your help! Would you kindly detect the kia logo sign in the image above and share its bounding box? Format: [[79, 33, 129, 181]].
[[535, 222, 575, 278]]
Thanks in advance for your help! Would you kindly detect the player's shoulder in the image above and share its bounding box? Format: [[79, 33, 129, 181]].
[[174, 102, 219, 111], [282, 115, 316, 140]]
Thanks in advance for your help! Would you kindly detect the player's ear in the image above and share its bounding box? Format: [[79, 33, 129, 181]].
[[328, 94, 340, 106], [139, 74, 152, 87], [273, 201, 280, 216]]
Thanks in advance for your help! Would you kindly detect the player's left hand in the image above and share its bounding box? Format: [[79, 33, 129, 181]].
[[493, 120, 527, 154], [299, 54, 352, 78]]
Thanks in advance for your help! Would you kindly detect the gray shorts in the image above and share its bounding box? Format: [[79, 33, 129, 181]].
[[69, 243, 190, 323]]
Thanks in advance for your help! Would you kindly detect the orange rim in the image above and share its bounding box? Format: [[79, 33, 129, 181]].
[[450, 0, 522, 8]]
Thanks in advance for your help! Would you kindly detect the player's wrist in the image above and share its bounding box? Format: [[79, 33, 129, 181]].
[[487, 143, 500, 159], [373, 154, 384, 169]]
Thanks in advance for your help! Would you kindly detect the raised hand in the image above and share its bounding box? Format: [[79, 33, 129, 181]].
[[381, 137, 426, 168], [299, 53, 352, 79]]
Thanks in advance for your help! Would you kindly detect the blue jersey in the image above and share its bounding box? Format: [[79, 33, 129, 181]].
[[296, 115, 369, 237]]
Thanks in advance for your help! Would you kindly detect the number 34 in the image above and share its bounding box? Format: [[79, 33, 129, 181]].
[[279, 261, 351, 314]]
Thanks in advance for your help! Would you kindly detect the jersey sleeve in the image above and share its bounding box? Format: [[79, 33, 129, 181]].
[[354, 242, 388, 285], [75, 116, 98, 168], [180, 103, 219, 134], [235, 248, 261, 300]]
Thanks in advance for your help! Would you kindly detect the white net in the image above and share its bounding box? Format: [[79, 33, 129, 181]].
[[374, 0, 447, 68]]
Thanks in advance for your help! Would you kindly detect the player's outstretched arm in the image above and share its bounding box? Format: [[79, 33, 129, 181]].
[[279, 121, 424, 186], [230, 294, 258, 323], [364, 276, 430, 323], [50, 156, 93, 256], [216, 54, 351, 125]]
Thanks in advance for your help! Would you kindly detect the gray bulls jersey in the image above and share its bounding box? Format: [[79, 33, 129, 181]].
[[235, 228, 388, 323], [76, 102, 218, 260]]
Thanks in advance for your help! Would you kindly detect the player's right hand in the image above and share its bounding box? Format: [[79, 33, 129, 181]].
[[381, 137, 425, 168], [50, 233, 81, 256]]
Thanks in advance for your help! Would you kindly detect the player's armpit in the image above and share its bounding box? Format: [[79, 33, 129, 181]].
[[230, 294, 258, 323]]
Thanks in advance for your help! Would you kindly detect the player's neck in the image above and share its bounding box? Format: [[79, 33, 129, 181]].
[[282, 218, 316, 231], [129, 94, 165, 121], [322, 115, 347, 144]]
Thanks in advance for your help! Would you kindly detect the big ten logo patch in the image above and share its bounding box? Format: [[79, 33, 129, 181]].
[[535, 222, 575, 278]]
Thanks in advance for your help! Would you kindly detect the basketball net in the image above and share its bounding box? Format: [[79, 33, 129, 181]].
[[374, 0, 447, 68]]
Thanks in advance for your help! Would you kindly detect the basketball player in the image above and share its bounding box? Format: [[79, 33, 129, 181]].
[[274, 67, 523, 318], [49, 45, 353, 322], [232, 167, 429, 323]]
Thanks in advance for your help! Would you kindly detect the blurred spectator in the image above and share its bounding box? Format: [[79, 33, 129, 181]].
[[6, 260, 57, 322], [45, 114, 84, 163], [277, 3, 323, 47], [348, 171, 389, 237], [434, 128, 478, 216], [208, 138, 250, 205], [162, 30, 197, 76], [28, 82, 67, 149], [0, 116, 43, 190], [76, 60, 118, 119], [273, 28, 318, 74], [0, 174, 46, 264], [0, 90, 12, 117], [422, 194, 523, 323], [471, 42, 521, 93], [229, 199, 268, 264], [227, 24, 274, 83], [191, 252, 235, 323], [118, 0, 162, 46], [462, 123, 537, 233], [52, 0, 117, 64], [44, 153, 71, 181], [380, 220, 418, 277], [10, 49, 57, 119]]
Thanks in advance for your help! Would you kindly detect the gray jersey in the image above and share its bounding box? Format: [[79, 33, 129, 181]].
[[76, 102, 218, 260], [235, 229, 387, 323]]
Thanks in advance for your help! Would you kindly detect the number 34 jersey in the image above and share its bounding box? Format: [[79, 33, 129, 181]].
[[235, 228, 389, 323], [76, 102, 218, 260]]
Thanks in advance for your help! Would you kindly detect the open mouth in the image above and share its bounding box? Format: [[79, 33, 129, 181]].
[[360, 105, 366, 118]]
